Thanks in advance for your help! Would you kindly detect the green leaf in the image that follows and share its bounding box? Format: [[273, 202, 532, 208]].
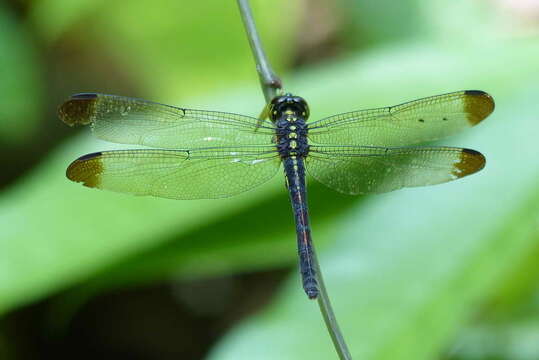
[[451, 317, 539, 360], [338, 0, 427, 47], [0, 5, 43, 144]]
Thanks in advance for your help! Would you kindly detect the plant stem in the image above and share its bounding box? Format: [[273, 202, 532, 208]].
[[236, 1, 353, 359], [236, 0, 282, 103], [313, 247, 353, 360]]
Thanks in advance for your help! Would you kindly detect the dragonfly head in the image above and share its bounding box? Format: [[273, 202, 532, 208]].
[[269, 93, 309, 121]]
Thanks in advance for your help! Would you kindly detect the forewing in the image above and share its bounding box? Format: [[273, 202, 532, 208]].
[[59, 93, 275, 148], [306, 145, 485, 195], [307, 90, 494, 146], [66, 146, 281, 199]]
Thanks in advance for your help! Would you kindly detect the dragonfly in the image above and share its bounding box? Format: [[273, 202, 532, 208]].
[[59, 90, 494, 299]]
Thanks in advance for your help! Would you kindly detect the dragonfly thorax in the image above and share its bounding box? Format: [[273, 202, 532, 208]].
[[274, 111, 309, 158]]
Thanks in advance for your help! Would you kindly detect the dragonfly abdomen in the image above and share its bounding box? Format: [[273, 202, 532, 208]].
[[283, 156, 318, 299]]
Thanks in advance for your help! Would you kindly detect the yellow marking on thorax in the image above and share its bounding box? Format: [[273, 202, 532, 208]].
[[286, 108, 297, 122]]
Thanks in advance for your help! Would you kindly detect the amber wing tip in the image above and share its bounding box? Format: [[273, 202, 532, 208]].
[[58, 93, 98, 127], [66, 152, 103, 188], [464, 90, 495, 125], [455, 148, 486, 177]]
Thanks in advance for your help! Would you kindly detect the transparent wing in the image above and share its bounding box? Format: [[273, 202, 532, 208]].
[[306, 145, 485, 195], [307, 90, 494, 146], [59, 93, 276, 148], [66, 146, 281, 199]]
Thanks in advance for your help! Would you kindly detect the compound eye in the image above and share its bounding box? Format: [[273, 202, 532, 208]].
[[293, 97, 306, 106], [271, 96, 285, 105]]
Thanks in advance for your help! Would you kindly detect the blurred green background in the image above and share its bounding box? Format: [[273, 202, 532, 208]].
[[1, 0, 539, 359]]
